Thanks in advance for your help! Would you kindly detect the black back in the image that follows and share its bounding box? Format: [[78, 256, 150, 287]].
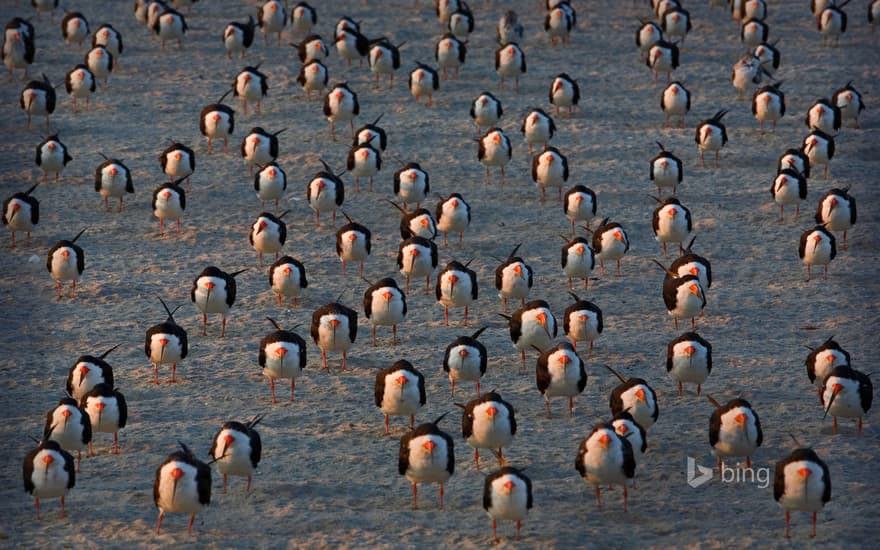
[[460, 391, 517, 439], [773, 448, 831, 504], [666, 331, 712, 373], [23, 440, 75, 495], [708, 398, 762, 447], [609, 378, 658, 423], [310, 302, 358, 345], [483, 467, 532, 511], [153, 442, 211, 507], [398, 419, 455, 476], [442, 327, 488, 375]]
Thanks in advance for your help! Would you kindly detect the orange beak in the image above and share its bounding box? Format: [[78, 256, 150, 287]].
[[635, 389, 646, 403], [598, 434, 611, 448], [689, 284, 700, 297]]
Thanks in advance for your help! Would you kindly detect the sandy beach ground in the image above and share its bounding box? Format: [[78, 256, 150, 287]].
[[1, 0, 878, 547]]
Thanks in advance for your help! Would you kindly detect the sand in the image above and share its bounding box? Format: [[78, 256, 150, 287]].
[[1, 0, 878, 548]]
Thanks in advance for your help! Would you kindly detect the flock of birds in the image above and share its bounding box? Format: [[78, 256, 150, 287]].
[[3, 0, 876, 544]]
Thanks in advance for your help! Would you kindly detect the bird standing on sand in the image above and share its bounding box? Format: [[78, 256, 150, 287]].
[[398, 414, 455, 510], [154, 442, 211, 534], [210, 415, 263, 493], [191, 266, 246, 336], [260, 317, 307, 403], [575, 424, 635, 511], [375, 360, 426, 434]]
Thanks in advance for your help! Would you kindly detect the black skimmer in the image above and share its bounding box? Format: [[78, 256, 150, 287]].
[[695, 110, 729, 168], [368, 37, 403, 89], [306, 159, 345, 227], [145, 298, 188, 384], [536, 341, 587, 418], [257, 0, 287, 46], [94, 154, 133, 211], [269, 255, 308, 308], [592, 218, 629, 276], [802, 130, 835, 179], [670, 236, 712, 290], [190, 266, 246, 336], [210, 415, 263, 493], [448, 4, 474, 40], [66, 344, 117, 401], [483, 466, 533, 543], [443, 327, 487, 397], [774, 440, 831, 539], [821, 365, 872, 433], [770, 167, 807, 222], [753, 41, 780, 76], [532, 146, 568, 202], [804, 98, 841, 135], [612, 410, 647, 470], [3, 183, 39, 248], [241, 127, 284, 176], [398, 413, 455, 510], [661, 81, 691, 128], [707, 395, 763, 469], [435, 193, 470, 246], [651, 196, 692, 257], [436, 260, 478, 326], [223, 15, 255, 60], [521, 108, 556, 155], [409, 62, 439, 106], [458, 391, 517, 468], [19, 74, 55, 130], [497, 11, 524, 46], [375, 360, 426, 434], [563, 292, 603, 356], [292, 34, 329, 64], [160, 141, 195, 187], [495, 42, 526, 91], [563, 185, 597, 235], [353, 113, 387, 151], [152, 8, 187, 49], [436, 0, 463, 27], [23, 440, 75, 519], [741, 18, 769, 50], [290, 2, 317, 38], [80, 383, 127, 455], [324, 83, 359, 141], [478, 127, 512, 185], [636, 20, 662, 61], [814, 187, 856, 249], [153, 442, 211, 534], [471, 92, 503, 135], [646, 40, 679, 83], [296, 59, 328, 102], [661, 6, 692, 45], [346, 140, 381, 192], [805, 336, 851, 394], [818, 2, 848, 47], [61, 12, 89, 49], [260, 317, 307, 402], [249, 210, 289, 266], [335, 25, 368, 68], [575, 423, 635, 510], [435, 33, 466, 79], [393, 162, 429, 209], [310, 298, 357, 370], [35, 135, 72, 183], [200, 90, 235, 155], [504, 299, 557, 370], [3, 22, 35, 80], [47, 228, 86, 299], [233, 65, 268, 115], [560, 235, 594, 290], [798, 225, 836, 280], [667, 331, 712, 396], [254, 162, 287, 209], [832, 81, 864, 128], [398, 236, 438, 294], [152, 179, 186, 235], [335, 213, 371, 275], [494, 243, 533, 313], [65, 64, 95, 113], [607, 365, 660, 430], [741, 0, 768, 20], [84, 46, 113, 90], [778, 147, 811, 179], [653, 259, 706, 329], [363, 277, 407, 346], [752, 81, 786, 133], [871, 0, 880, 31], [44, 397, 91, 473], [545, 3, 574, 46], [650, 142, 683, 196]]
